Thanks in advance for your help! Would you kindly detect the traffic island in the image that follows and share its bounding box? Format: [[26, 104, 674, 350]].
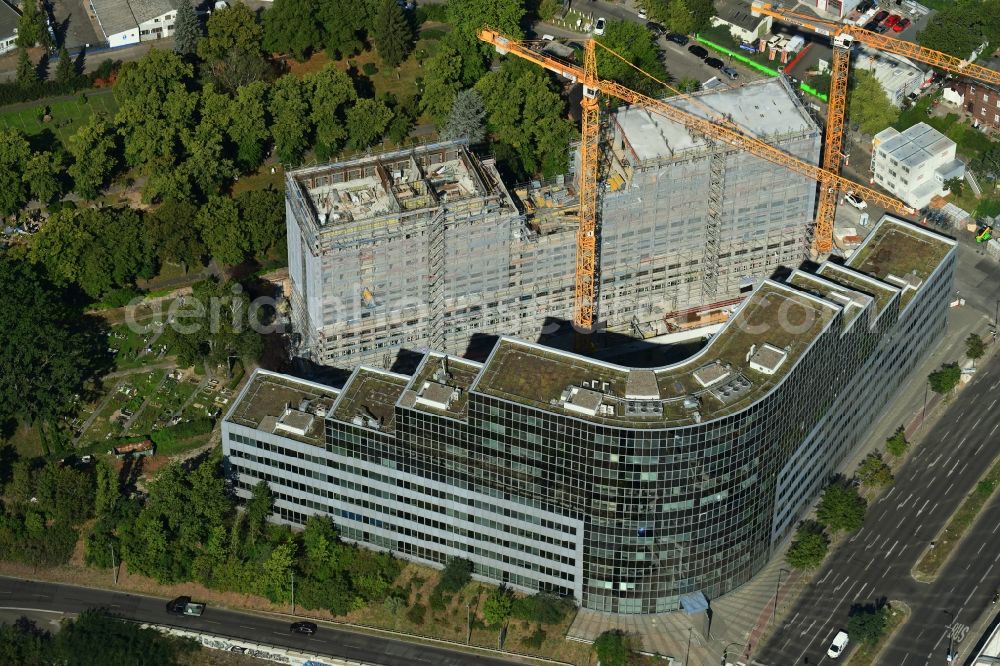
[[913, 455, 1000, 582], [846, 601, 910, 666]]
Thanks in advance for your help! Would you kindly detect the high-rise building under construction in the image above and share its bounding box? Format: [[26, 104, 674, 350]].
[[286, 77, 821, 368]]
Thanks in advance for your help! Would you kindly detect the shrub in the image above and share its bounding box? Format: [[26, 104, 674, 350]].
[[406, 603, 427, 625], [885, 427, 909, 457], [428, 586, 448, 611], [420, 28, 447, 40], [511, 593, 575, 625], [362, 62, 378, 76], [436, 557, 472, 594], [521, 627, 546, 649], [415, 3, 448, 23], [786, 523, 830, 570]]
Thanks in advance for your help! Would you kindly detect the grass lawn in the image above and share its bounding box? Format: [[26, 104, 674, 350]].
[[895, 94, 994, 161], [0, 90, 118, 145], [7, 425, 43, 458], [128, 374, 200, 436], [108, 321, 173, 371]]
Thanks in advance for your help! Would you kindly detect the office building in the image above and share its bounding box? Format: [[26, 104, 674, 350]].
[[225, 216, 956, 614]]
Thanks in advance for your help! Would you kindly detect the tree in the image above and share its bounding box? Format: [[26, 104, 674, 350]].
[[593, 630, 630, 666], [807, 72, 832, 96], [196, 196, 249, 265], [68, 113, 119, 199], [15, 50, 38, 88], [917, 0, 997, 59], [597, 20, 671, 95], [242, 480, 273, 552], [198, 3, 264, 62], [885, 426, 909, 457], [848, 604, 891, 645], [0, 129, 31, 215], [263, 0, 323, 61], [856, 452, 893, 488], [928, 362, 961, 395], [53, 609, 198, 664], [945, 176, 965, 197], [511, 593, 574, 624], [848, 70, 899, 135], [475, 58, 576, 178], [421, 45, 464, 122], [270, 74, 312, 164], [34, 464, 95, 524], [972, 141, 1000, 188], [665, 0, 696, 36], [373, 0, 413, 68], [228, 80, 270, 171], [54, 48, 77, 87], [147, 200, 206, 272], [173, 0, 202, 56], [307, 65, 357, 158], [319, 0, 366, 58], [447, 0, 525, 40], [816, 482, 867, 533], [16, 1, 49, 48], [443, 89, 486, 143], [0, 257, 112, 427], [482, 586, 514, 627], [346, 98, 394, 149], [967, 333, 985, 360], [236, 188, 285, 259], [209, 47, 275, 93], [23, 151, 65, 205], [786, 524, 829, 569], [437, 557, 473, 594], [677, 77, 700, 93], [687, 0, 716, 34]]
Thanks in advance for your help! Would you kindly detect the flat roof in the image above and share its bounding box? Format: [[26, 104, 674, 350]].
[[398, 352, 483, 419], [875, 122, 954, 169], [614, 77, 817, 163], [332, 368, 409, 433], [847, 215, 954, 285], [226, 371, 339, 447], [815, 263, 897, 314], [473, 280, 837, 427], [788, 269, 873, 330]]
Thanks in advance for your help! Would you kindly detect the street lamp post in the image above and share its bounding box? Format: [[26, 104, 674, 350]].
[[685, 627, 692, 665]]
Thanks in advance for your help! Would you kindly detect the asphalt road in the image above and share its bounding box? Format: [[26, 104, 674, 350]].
[[0, 577, 524, 666], [756, 346, 1000, 665]]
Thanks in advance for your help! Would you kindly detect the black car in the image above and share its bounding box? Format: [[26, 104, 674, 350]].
[[666, 32, 689, 46], [688, 44, 708, 59], [645, 21, 666, 37], [290, 621, 318, 635], [704, 57, 724, 70]]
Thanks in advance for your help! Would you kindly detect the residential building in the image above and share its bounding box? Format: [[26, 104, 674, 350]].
[[956, 80, 1000, 132], [0, 0, 18, 55], [854, 45, 928, 107], [286, 77, 821, 369], [224, 216, 956, 614], [710, 0, 772, 43], [871, 122, 965, 209], [89, 0, 176, 47]]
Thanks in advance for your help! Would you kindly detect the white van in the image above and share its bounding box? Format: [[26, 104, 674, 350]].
[[827, 630, 849, 658]]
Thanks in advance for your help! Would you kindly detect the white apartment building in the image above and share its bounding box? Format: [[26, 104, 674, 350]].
[[871, 122, 965, 209]]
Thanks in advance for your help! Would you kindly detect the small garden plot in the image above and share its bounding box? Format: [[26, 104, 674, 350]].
[[131, 373, 200, 435], [107, 324, 171, 371]]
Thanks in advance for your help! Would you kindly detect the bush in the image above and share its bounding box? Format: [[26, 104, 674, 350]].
[[415, 3, 448, 23], [977, 479, 996, 496], [406, 603, 427, 625], [150, 417, 215, 449], [420, 28, 447, 40], [521, 627, 546, 649], [428, 586, 448, 611], [362, 62, 378, 76], [593, 630, 630, 666], [848, 604, 891, 645], [786, 523, 830, 570], [436, 557, 472, 594], [885, 427, 909, 457], [511, 593, 574, 625], [816, 481, 867, 533]]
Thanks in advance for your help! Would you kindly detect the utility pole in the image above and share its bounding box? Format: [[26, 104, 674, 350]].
[[110, 543, 118, 585], [466, 602, 472, 644]]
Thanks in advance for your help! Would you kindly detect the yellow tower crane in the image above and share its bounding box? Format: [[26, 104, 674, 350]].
[[751, 1, 1000, 252], [478, 28, 913, 336]]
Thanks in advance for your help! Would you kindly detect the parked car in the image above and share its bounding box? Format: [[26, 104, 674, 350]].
[[688, 44, 709, 59], [884, 14, 901, 27], [166, 596, 206, 617], [594, 17, 606, 35], [846, 192, 868, 210], [290, 621, 318, 635], [893, 17, 911, 32], [827, 630, 849, 659], [666, 32, 689, 45], [704, 57, 724, 70], [721, 66, 739, 79], [637, 7, 647, 19], [875, 23, 890, 33], [646, 22, 666, 37], [872, 9, 889, 22]]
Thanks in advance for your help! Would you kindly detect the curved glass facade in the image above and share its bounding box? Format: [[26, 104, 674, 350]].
[[224, 217, 956, 615]]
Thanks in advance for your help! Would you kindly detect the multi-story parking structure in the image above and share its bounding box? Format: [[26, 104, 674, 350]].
[[227, 216, 955, 614], [285, 77, 821, 368]]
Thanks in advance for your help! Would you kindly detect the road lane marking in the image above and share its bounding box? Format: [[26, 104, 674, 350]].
[[974, 415, 984, 429], [854, 582, 869, 600], [239, 625, 254, 629], [992, 423, 999, 437], [929, 454, 943, 467], [833, 577, 848, 593], [960, 462, 969, 476], [993, 522, 1000, 534], [980, 543, 987, 555], [929, 474, 938, 486], [818, 570, 832, 585], [979, 563, 996, 583], [202, 620, 220, 625], [946, 482, 955, 495], [898, 492, 914, 510], [947, 459, 961, 477], [916, 499, 931, 516], [0, 607, 63, 613]]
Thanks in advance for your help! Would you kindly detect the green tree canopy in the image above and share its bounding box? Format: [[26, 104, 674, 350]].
[[928, 362, 962, 395], [848, 69, 899, 135], [848, 604, 891, 645], [917, 0, 1000, 58], [447, 0, 525, 40], [198, 3, 264, 61], [885, 426, 909, 457], [0, 257, 112, 426], [15, 50, 38, 88], [593, 630, 630, 666], [786, 524, 829, 569], [196, 195, 249, 265], [23, 151, 66, 205], [373, 0, 413, 67], [319, 0, 366, 58], [147, 200, 206, 272], [227, 78, 270, 172], [346, 97, 394, 149], [263, 0, 323, 61], [437, 557, 473, 594], [16, 1, 50, 48], [856, 452, 893, 488], [67, 112, 119, 199], [483, 586, 514, 627], [442, 89, 486, 143], [54, 48, 78, 87], [966, 333, 985, 360], [236, 188, 286, 259], [597, 20, 671, 96], [816, 481, 867, 533], [475, 58, 576, 179], [307, 65, 357, 158], [421, 44, 465, 123], [0, 128, 32, 215], [665, 0, 696, 36], [270, 74, 313, 164]]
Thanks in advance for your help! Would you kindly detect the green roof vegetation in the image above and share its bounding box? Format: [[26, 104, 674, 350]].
[[333, 369, 409, 432]]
